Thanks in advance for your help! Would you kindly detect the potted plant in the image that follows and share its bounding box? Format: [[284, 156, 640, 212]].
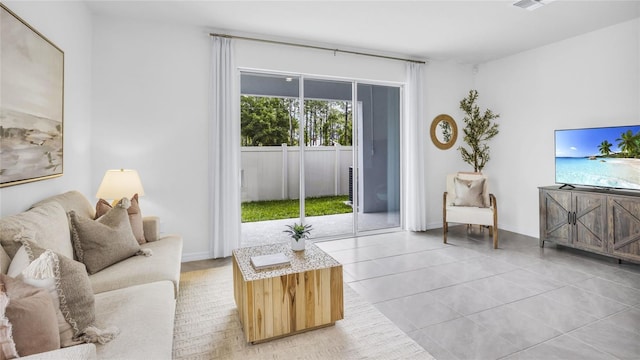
[[284, 222, 313, 251], [458, 90, 500, 172]]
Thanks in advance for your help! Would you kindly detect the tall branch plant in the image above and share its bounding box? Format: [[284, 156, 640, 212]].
[[458, 90, 500, 172]]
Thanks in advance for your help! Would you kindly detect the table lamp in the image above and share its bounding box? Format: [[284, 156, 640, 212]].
[[96, 169, 145, 205]]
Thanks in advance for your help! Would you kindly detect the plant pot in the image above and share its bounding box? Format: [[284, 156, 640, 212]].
[[290, 237, 305, 251]]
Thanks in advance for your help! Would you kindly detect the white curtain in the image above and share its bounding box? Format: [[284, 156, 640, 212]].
[[209, 37, 240, 258], [404, 62, 428, 231]]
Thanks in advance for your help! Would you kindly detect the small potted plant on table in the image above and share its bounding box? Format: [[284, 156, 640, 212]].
[[284, 222, 313, 251]]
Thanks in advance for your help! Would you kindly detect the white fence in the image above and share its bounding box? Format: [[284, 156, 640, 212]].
[[241, 144, 353, 202]]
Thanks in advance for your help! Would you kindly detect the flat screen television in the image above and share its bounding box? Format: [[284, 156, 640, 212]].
[[555, 125, 640, 190]]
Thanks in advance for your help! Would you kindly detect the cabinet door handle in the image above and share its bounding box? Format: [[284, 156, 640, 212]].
[[568, 212, 571, 224], [573, 212, 577, 225]]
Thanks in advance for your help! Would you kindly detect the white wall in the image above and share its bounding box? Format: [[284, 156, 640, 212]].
[[91, 15, 471, 260], [424, 61, 475, 229], [92, 16, 211, 259], [476, 18, 640, 238], [0, 1, 93, 217]]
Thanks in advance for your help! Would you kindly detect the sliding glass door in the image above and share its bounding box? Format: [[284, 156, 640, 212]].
[[356, 83, 401, 232], [240, 71, 401, 246], [302, 78, 354, 238]]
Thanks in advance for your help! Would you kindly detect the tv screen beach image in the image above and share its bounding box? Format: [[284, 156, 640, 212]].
[[555, 125, 640, 190]]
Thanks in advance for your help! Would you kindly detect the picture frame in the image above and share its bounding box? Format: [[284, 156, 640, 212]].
[[0, 3, 64, 187]]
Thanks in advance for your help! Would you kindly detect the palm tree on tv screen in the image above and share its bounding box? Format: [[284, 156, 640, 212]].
[[598, 140, 613, 156], [616, 130, 640, 158]]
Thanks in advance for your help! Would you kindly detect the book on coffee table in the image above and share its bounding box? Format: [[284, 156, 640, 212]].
[[250, 252, 290, 270]]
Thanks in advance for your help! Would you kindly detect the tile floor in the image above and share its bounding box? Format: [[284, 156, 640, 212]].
[[182, 226, 640, 359]]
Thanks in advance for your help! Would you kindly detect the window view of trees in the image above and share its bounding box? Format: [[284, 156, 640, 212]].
[[240, 95, 352, 146]]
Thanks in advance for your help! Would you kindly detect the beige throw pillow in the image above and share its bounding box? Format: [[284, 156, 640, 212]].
[[453, 177, 487, 207], [14, 241, 118, 345], [18, 249, 80, 348], [70, 198, 141, 274], [95, 193, 146, 244], [1, 274, 60, 357]]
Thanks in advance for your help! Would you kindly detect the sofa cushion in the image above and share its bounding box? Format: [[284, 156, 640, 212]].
[[94, 281, 175, 360], [0, 202, 73, 260], [69, 199, 141, 275], [1, 274, 60, 357], [19, 344, 97, 360], [31, 191, 95, 221], [95, 194, 146, 244], [89, 235, 183, 298]]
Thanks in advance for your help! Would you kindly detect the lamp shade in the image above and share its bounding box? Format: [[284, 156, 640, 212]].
[[96, 169, 145, 200]]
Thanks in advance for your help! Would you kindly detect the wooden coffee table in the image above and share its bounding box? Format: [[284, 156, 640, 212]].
[[232, 242, 343, 343]]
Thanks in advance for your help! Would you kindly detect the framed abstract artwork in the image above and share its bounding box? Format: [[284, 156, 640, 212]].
[[0, 4, 64, 187]]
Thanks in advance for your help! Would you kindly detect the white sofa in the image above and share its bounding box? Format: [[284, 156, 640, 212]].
[[0, 191, 183, 359]]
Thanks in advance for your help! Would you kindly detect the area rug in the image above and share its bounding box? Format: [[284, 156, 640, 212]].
[[172, 265, 434, 359]]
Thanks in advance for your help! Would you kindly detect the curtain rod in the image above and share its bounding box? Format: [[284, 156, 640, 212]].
[[209, 33, 426, 64]]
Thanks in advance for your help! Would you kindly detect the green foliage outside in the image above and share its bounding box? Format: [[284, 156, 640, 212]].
[[598, 130, 640, 158], [240, 96, 352, 147], [241, 96, 297, 146], [458, 90, 500, 172], [242, 196, 351, 223]]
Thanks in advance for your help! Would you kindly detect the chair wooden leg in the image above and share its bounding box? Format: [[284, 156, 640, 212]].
[[493, 228, 498, 249], [443, 222, 448, 243], [491, 194, 498, 249], [443, 192, 447, 244]]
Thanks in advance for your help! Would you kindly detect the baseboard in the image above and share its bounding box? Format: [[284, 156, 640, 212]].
[[182, 251, 212, 263], [426, 221, 443, 230]]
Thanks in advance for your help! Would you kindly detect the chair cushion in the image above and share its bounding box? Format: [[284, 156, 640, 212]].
[[446, 205, 495, 226]]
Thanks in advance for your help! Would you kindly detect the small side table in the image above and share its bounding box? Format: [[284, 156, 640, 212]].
[[232, 242, 343, 343]]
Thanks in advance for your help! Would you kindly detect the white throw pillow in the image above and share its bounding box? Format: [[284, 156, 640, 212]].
[[453, 177, 487, 208], [7, 246, 30, 278]]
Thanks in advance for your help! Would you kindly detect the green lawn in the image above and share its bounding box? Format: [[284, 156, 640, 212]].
[[242, 196, 351, 223]]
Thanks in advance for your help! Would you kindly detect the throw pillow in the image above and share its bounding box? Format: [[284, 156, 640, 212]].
[[0, 202, 74, 260], [6, 246, 29, 278], [69, 198, 142, 274], [0, 247, 10, 276], [1, 274, 60, 357], [0, 291, 18, 360], [19, 249, 79, 348], [15, 240, 119, 345], [95, 193, 146, 244], [453, 177, 487, 207]]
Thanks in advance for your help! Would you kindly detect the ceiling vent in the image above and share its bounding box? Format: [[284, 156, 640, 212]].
[[513, 0, 545, 11]]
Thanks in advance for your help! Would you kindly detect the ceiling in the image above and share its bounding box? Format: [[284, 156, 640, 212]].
[[85, 0, 640, 64]]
